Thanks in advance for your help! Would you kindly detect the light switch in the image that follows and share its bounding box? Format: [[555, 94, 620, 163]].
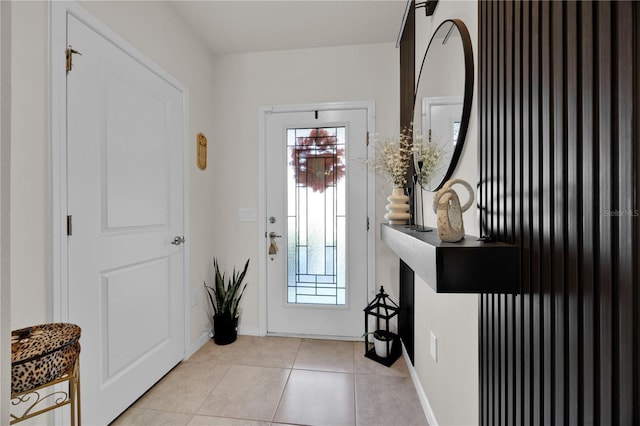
[[239, 208, 257, 222]]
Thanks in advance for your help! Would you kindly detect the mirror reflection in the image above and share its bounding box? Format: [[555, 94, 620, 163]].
[[413, 19, 473, 191]]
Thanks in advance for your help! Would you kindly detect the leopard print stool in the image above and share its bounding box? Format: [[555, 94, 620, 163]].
[[10, 323, 81, 425], [11, 323, 81, 393]]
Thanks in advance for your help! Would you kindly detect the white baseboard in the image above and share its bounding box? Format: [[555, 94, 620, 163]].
[[185, 330, 212, 359], [238, 325, 261, 336], [402, 343, 439, 426]]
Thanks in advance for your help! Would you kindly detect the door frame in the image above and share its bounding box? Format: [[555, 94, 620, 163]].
[[50, 0, 190, 354], [258, 101, 376, 336]]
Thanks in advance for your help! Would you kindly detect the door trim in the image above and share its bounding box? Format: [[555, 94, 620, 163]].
[[258, 101, 376, 336], [50, 0, 190, 353]]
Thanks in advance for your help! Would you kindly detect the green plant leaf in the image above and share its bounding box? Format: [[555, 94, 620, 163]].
[[205, 258, 250, 320], [203, 283, 218, 316]]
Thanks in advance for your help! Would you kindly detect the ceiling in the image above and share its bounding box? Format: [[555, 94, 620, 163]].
[[168, 0, 409, 56]]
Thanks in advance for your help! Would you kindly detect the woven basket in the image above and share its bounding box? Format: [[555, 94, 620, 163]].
[[11, 323, 81, 394]]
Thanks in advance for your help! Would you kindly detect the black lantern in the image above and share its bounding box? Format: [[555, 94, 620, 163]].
[[363, 286, 401, 366]]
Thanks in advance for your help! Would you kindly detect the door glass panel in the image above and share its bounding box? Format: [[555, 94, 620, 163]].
[[287, 127, 346, 305]]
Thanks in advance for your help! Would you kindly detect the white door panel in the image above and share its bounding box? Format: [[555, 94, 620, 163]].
[[67, 14, 184, 425], [104, 72, 170, 228]]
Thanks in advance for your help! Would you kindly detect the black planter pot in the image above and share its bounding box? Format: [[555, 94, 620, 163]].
[[213, 315, 238, 345]]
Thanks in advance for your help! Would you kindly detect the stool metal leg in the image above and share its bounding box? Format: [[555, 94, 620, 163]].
[[70, 360, 77, 426], [70, 359, 81, 426], [9, 361, 81, 425]]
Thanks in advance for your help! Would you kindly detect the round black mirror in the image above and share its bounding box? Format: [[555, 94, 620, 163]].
[[413, 19, 474, 191]]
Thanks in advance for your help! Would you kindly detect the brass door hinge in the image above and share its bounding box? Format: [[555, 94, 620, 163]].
[[366, 131, 370, 146], [66, 48, 82, 74], [67, 215, 72, 236]]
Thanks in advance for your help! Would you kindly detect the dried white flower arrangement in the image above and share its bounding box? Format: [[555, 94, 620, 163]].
[[369, 127, 414, 187]]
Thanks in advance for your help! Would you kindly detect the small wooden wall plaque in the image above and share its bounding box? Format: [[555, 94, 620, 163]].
[[197, 133, 207, 170]]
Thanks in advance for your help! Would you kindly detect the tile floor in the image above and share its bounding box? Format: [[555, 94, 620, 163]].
[[111, 336, 428, 426]]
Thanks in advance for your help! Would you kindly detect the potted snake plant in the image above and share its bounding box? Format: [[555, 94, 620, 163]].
[[204, 258, 250, 345]]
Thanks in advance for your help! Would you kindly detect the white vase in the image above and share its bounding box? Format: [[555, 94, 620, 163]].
[[373, 335, 393, 358], [384, 187, 410, 224]]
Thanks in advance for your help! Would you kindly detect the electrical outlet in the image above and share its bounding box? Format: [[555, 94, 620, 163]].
[[430, 331, 438, 362], [191, 288, 198, 307]]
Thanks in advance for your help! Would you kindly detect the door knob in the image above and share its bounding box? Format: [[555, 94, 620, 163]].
[[269, 232, 282, 238], [171, 236, 185, 245]]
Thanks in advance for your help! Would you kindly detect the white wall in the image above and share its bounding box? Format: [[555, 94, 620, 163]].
[[413, 1, 480, 425], [10, 0, 51, 329], [208, 43, 400, 332], [1, 1, 12, 422], [10, 1, 217, 351]]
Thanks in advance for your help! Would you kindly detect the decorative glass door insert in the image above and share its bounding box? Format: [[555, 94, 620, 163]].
[[287, 127, 346, 305]]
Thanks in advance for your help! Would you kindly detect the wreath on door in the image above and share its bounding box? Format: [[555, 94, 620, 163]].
[[290, 128, 345, 193]]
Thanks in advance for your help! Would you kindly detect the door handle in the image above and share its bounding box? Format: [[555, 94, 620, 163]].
[[171, 236, 185, 246], [268, 232, 282, 255]]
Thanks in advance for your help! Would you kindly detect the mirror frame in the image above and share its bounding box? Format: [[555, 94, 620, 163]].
[[413, 18, 474, 191]]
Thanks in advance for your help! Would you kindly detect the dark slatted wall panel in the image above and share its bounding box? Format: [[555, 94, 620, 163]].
[[400, 1, 415, 132], [401, 0, 416, 183], [399, 0, 415, 363], [478, 1, 640, 425]]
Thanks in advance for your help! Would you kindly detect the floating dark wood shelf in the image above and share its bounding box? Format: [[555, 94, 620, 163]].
[[381, 224, 519, 294]]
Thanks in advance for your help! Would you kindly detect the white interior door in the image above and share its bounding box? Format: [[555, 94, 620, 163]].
[[66, 15, 185, 425], [265, 108, 369, 338]]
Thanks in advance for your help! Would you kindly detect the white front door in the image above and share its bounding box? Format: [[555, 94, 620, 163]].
[[265, 108, 369, 338], [66, 15, 185, 425]]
